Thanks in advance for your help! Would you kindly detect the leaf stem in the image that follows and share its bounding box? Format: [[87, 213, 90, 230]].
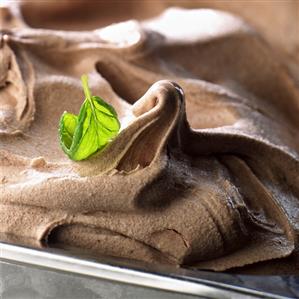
[[81, 74, 92, 100], [81, 74, 99, 127]]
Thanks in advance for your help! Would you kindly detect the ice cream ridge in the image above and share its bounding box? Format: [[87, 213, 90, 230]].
[[1, 3, 299, 274]]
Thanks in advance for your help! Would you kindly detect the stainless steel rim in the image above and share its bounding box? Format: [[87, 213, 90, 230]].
[[0, 242, 292, 299]]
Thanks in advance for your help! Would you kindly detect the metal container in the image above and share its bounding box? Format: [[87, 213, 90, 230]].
[[1, 237, 298, 299]]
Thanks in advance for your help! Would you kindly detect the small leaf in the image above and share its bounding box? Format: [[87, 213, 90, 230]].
[[59, 75, 120, 161]]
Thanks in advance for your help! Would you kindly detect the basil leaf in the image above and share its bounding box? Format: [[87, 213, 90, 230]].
[[59, 75, 120, 161]]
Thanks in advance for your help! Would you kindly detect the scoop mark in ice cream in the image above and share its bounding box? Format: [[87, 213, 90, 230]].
[[59, 74, 120, 161]]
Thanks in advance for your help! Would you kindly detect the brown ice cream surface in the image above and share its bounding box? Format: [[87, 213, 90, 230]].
[[1, 3, 299, 274]]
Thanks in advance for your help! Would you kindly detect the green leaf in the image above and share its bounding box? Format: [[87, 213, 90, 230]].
[[59, 75, 120, 161]]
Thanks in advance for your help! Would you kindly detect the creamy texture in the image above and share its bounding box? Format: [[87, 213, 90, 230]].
[[1, 4, 299, 273], [18, 0, 299, 65]]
